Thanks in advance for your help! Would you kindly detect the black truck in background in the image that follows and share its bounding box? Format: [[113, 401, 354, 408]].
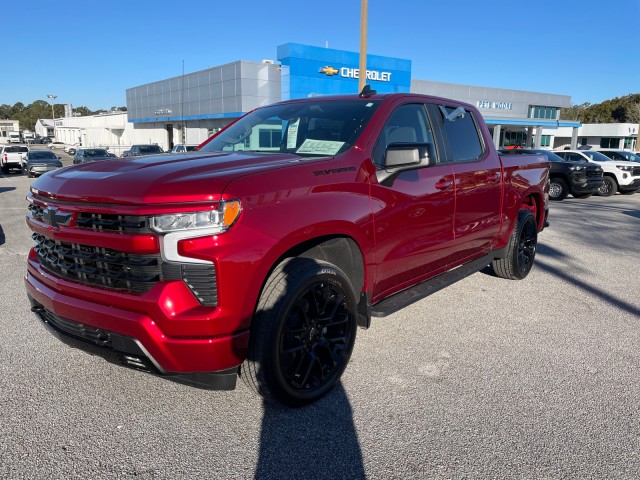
[[500, 149, 603, 200]]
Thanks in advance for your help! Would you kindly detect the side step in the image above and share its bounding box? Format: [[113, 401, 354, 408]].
[[371, 253, 493, 317]]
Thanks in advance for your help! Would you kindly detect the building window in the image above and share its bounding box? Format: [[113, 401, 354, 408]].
[[503, 130, 528, 148], [600, 137, 619, 148], [529, 106, 558, 120], [258, 129, 283, 148], [540, 135, 551, 147], [581, 137, 588, 146], [624, 137, 634, 149]]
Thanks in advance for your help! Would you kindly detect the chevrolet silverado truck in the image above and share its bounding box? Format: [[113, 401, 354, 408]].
[[25, 89, 549, 406]]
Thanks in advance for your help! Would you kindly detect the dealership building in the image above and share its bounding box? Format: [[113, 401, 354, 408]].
[[52, 42, 627, 153]]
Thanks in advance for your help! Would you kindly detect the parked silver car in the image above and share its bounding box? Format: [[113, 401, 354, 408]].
[[22, 150, 63, 178]]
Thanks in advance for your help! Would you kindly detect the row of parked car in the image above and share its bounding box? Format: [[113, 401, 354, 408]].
[[499, 148, 640, 200], [4, 142, 640, 200]]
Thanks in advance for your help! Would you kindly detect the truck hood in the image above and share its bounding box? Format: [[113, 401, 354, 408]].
[[31, 151, 302, 205]]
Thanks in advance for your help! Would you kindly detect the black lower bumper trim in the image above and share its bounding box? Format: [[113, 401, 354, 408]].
[[28, 294, 238, 390]]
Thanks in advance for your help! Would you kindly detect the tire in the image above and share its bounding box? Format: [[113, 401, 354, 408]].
[[596, 176, 617, 197], [571, 193, 592, 199], [491, 209, 538, 280], [548, 177, 568, 201], [244, 258, 357, 407], [1, 165, 7, 175]]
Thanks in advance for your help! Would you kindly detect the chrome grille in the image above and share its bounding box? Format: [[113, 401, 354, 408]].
[[32, 233, 162, 293]]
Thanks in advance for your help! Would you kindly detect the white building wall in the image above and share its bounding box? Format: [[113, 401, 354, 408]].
[[535, 123, 639, 150]]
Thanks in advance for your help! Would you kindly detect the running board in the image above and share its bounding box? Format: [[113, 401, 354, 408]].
[[371, 253, 493, 317]]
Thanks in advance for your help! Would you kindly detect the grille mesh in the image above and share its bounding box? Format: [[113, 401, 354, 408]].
[[33, 233, 162, 293]]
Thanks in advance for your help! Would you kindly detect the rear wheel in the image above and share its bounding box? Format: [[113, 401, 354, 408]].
[[492, 209, 538, 280], [244, 258, 357, 407], [596, 176, 617, 197], [548, 178, 568, 201]]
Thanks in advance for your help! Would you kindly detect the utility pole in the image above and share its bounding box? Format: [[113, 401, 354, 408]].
[[358, 0, 368, 93], [47, 94, 57, 140]]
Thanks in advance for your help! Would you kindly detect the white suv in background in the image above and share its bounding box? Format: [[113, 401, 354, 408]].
[[554, 150, 640, 196]]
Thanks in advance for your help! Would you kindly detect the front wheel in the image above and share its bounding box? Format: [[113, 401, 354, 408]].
[[549, 178, 568, 201], [491, 209, 538, 280], [596, 177, 617, 197], [244, 258, 357, 407]]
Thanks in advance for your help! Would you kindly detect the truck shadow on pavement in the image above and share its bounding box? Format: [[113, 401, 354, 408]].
[[256, 385, 365, 479], [534, 258, 640, 318], [481, 243, 639, 317], [0, 225, 5, 246], [246, 257, 366, 479], [0, 186, 16, 194], [535, 243, 640, 317]]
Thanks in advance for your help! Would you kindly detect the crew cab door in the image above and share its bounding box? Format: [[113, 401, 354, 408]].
[[369, 102, 456, 301], [430, 103, 503, 265]]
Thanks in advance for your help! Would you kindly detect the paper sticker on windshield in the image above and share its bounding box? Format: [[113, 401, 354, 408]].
[[287, 120, 300, 149], [297, 139, 345, 156]]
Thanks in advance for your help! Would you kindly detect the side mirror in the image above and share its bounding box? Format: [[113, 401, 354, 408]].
[[376, 143, 435, 184]]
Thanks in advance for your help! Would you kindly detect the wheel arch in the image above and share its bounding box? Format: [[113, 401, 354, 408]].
[[257, 235, 369, 329], [520, 192, 545, 232], [602, 172, 619, 185]]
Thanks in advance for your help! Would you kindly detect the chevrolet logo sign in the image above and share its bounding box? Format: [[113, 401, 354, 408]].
[[42, 207, 72, 229], [319, 66, 339, 76]]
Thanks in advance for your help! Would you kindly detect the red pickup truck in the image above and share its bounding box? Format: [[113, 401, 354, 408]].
[[25, 90, 549, 406]]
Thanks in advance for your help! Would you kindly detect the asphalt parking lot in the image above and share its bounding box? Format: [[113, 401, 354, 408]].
[[1, 167, 639, 479]]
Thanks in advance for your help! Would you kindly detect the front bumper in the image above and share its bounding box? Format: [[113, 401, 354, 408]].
[[25, 270, 249, 390], [619, 178, 640, 193], [571, 178, 603, 194], [27, 165, 60, 176]]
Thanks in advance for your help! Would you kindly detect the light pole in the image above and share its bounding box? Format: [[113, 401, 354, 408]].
[[47, 94, 57, 140]]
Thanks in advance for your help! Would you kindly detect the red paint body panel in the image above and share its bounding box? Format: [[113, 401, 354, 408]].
[[24, 93, 548, 380]]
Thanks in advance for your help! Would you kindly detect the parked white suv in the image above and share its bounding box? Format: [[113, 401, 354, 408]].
[[554, 150, 640, 196]]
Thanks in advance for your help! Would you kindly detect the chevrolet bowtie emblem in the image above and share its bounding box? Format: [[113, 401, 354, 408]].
[[43, 207, 72, 229], [320, 66, 339, 76]]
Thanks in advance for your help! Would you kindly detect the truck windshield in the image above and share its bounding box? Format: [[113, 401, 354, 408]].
[[199, 99, 381, 157]]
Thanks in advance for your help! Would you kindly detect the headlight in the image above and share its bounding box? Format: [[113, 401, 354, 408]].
[[616, 165, 633, 171], [570, 165, 585, 171], [149, 200, 241, 234]]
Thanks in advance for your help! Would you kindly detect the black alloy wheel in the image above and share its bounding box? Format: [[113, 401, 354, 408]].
[[492, 209, 538, 280], [245, 258, 357, 407]]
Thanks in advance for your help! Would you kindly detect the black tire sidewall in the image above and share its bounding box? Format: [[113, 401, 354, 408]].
[[254, 259, 357, 406]]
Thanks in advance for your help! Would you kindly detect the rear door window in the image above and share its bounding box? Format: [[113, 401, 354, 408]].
[[437, 105, 485, 162]]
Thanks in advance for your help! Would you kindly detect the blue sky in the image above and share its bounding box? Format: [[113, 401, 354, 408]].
[[3, 0, 638, 110]]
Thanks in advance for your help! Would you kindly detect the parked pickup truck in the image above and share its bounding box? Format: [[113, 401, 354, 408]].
[[500, 148, 603, 200], [25, 89, 549, 406], [1, 144, 29, 174]]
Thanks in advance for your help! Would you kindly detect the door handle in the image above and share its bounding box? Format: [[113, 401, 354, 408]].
[[486, 171, 501, 182], [435, 178, 454, 190]]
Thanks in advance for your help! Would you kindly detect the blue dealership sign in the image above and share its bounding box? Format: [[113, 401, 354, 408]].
[[277, 43, 411, 100]]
